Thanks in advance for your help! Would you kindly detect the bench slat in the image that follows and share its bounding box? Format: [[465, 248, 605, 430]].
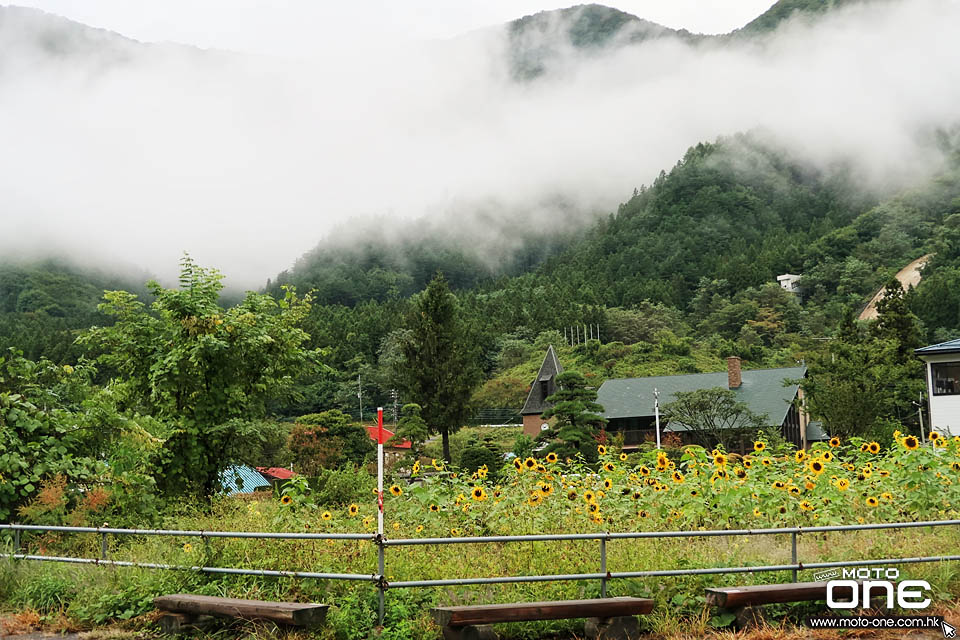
[[433, 597, 653, 627], [705, 582, 857, 608], [154, 594, 328, 626]]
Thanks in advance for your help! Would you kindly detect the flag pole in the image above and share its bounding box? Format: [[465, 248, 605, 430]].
[[654, 388, 661, 449], [377, 406, 384, 535]]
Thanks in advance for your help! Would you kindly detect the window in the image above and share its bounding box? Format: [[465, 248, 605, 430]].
[[932, 362, 960, 396]]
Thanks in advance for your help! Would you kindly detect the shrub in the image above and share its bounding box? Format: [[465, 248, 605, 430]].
[[459, 446, 501, 482], [290, 410, 373, 474]]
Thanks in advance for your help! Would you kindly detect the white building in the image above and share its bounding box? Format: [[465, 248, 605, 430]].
[[916, 338, 960, 437], [776, 273, 802, 294]]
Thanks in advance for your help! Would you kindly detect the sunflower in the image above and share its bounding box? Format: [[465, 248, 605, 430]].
[[753, 508, 762, 517], [536, 464, 547, 473], [713, 453, 728, 467], [809, 460, 825, 475], [903, 435, 920, 450], [761, 458, 772, 466], [528, 491, 543, 506], [804, 481, 816, 491], [829, 437, 841, 448], [603, 462, 615, 473], [430, 503, 440, 512], [743, 458, 753, 468], [715, 468, 728, 479], [672, 471, 685, 483], [539, 483, 554, 496], [183, 543, 193, 553], [416, 525, 424, 533], [788, 486, 801, 495], [773, 480, 787, 490], [412, 461, 421, 475], [860, 443, 870, 453], [619, 452, 628, 462], [638, 510, 649, 518], [866, 496, 879, 508], [754, 441, 766, 452], [389, 485, 403, 497], [603, 478, 613, 490], [778, 506, 787, 514], [734, 467, 747, 480], [844, 463, 856, 472], [930, 431, 942, 441], [795, 450, 807, 463], [280, 495, 293, 505], [821, 451, 834, 462], [321, 511, 332, 521], [880, 492, 893, 501], [450, 528, 460, 536], [471, 487, 487, 501], [545, 452, 558, 464], [513, 458, 522, 471], [799, 500, 814, 511], [348, 504, 359, 516], [868, 442, 880, 454], [567, 489, 578, 501], [432, 459, 444, 471], [587, 502, 599, 513], [935, 437, 948, 449], [690, 489, 699, 497], [951, 462, 960, 472], [639, 465, 651, 476], [524, 457, 537, 470], [633, 491, 642, 499], [597, 445, 607, 456]]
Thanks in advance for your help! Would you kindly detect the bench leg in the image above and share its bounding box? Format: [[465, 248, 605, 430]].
[[158, 613, 216, 635], [585, 615, 640, 640], [732, 606, 765, 629], [441, 624, 497, 640]]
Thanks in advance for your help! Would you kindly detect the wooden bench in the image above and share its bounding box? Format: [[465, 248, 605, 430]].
[[154, 594, 328, 634], [705, 581, 860, 627], [432, 597, 653, 640]]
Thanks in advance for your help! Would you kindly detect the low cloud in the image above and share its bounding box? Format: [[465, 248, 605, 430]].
[[1, 0, 958, 287]]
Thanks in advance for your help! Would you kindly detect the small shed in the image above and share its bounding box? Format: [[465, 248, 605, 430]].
[[915, 338, 960, 436], [220, 465, 271, 495]]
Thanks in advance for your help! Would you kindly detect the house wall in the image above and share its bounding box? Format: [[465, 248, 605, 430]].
[[523, 414, 544, 438], [923, 355, 960, 436]]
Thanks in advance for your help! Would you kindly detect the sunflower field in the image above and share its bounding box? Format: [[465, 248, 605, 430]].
[[352, 431, 960, 537]]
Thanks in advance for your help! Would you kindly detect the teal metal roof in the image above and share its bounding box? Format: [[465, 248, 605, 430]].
[[220, 465, 271, 495], [916, 338, 960, 356], [596, 366, 806, 428]]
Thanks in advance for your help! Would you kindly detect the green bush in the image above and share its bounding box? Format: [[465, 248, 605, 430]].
[[459, 445, 501, 482], [309, 466, 375, 505], [12, 569, 76, 613]]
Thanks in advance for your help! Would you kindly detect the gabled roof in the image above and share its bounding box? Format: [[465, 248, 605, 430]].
[[915, 338, 960, 356], [597, 366, 806, 428], [520, 345, 563, 415]]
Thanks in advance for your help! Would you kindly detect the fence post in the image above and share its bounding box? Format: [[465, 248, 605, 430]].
[[600, 536, 608, 598], [377, 534, 386, 626], [13, 527, 20, 556], [100, 532, 109, 560], [791, 531, 798, 582]]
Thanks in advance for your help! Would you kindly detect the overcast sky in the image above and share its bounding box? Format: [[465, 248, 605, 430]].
[[3, 0, 959, 288], [8, 1, 778, 55]]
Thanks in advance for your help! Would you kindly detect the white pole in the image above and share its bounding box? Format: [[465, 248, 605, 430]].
[[377, 407, 384, 536], [654, 388, 661, 449]]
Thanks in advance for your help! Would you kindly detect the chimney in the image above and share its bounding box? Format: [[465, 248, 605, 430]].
[[727, 356, 742, 389]]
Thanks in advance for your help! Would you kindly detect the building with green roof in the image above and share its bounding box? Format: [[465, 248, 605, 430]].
[[596, 357, 825, 451]]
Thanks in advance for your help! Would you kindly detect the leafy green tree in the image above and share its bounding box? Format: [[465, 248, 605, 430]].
[[289, 410, 373, 474], [80, 256, 319, 495], [390, 403, 429, 458], [661, 387, 766, 450], [397, 274, 482, 463], [541, 371, 607, 461]]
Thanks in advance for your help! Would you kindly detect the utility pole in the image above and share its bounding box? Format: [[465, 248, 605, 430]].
[[358, 374, 363, 422], [392, 389, 399, 427]]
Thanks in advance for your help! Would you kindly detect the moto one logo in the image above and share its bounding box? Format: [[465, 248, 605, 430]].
[[827, 569, 931, 610]]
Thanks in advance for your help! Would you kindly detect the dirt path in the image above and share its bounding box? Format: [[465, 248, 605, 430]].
[[858, 253, 932, 321]]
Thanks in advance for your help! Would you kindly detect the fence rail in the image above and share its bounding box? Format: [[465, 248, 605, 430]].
[[3, 519, 959, 625]]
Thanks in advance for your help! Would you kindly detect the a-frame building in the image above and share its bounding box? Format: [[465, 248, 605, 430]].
[[520, 345, 563, 437]]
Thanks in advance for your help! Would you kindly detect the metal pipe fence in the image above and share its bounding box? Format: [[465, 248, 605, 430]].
[[2, 519, 960, 626]]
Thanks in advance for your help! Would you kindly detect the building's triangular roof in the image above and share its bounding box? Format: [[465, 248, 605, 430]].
[[220, 465, 270, 495], [916, 338, 960, 356], [596, 366, 806, 428], [520, 345, 563, 415]]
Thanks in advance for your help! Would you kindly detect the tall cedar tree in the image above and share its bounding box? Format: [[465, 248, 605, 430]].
[[541, 371, 606, 460], [398, 274, 481, 462]]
